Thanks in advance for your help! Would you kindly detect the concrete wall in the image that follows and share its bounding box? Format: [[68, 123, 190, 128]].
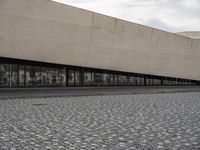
[[0, 0, 200, 80], [176, 31, 200, 39]]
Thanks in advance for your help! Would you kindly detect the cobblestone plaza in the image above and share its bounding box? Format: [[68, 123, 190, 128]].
[[0, 92, 200, 150]]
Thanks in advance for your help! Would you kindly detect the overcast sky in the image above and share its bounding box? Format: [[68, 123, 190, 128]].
[[52, 0, 200, 32]]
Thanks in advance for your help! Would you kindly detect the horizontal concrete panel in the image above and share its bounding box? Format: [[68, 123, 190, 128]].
[[93, 13, 116, 30], [0, 0, 200, 81]]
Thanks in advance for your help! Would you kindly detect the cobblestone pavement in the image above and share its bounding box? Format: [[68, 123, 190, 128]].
[[0, 93, 200, 150]]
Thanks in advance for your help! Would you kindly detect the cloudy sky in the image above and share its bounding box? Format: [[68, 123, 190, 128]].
[[52, 0, 200, 32]]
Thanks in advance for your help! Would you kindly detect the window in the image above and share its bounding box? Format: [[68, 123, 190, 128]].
[[35, 66, 41, 87], [75, 69, 80, 86], [0, 64, 10, 87], [47, 67, 54, 87], [0, 58, 198, 88], [68, 69, 75, 86], [152, 78, 161, 86], [10, 64, 18, 87], [113, 74, 118, 85], [94, 73, 103, 86], [54, 68, 62, 87], [26, 65, 35, 87], [61, 67, 66, 87], [19, 65, 25, 87], [84, 71, 95, 86], [41, 67, 47, 87]]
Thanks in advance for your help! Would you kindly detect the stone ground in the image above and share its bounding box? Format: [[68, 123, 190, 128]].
[[0, 92, 200, 150]]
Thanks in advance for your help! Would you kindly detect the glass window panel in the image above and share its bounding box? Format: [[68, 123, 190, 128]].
[[122, 75, 126, 85], [0, 64, 10, 87], [84, 71, 95, 86], [124, 76, 127, 85], [41, 67, 47, 87], [113, 74, 118, 85], [140, 77, 144, 86], [47, 67, 54, 86], [129, 76, 134, 85], [118, 76, 122, 85], [134, 77, 140, 85], [11, 64, 18, 87], [138, 77, 141, 85], [103, 73, 107, 86], [26, 66, 35, 87], [75, 70, 80, 86], [121, 75, 127, 85], [19, 65, 25, 87], [110, 74, 114, 86], [153, 78, 161, 86], [94, 73, 103, 86], [103, 73, 112, 86], [84, 72, 88, 85], [149, 78, 153, 85], [35, 66, 41, 87], [126, 76, 131, 85], [105, 74, 113, 86], [146, 77, 153, 86], [61, 67, 66, 87], [68, 69, 75, 86], [163, 77, 167, 85], [54, 68, 62, 87]]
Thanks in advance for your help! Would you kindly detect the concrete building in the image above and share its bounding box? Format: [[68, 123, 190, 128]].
[[0, 0, 200, 88], [176, 31, 200, 39]]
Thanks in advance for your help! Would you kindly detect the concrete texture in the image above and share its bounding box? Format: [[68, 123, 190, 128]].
[[1, 93, 200, 149], [176, 31, 200, 39], [0, 0, 200, 80]]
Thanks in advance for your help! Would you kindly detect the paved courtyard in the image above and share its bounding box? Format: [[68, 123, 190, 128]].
[[0, 92, 200, 150]]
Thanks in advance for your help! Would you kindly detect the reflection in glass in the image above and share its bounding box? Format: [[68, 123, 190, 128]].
[[94, 73, 103, 86], [106, 74, 113, 86], [0, 64, 10, 87], [47, 68, 54, 86], [54, 68, 62, 86], [35, 66, 41, 87], [0, 58, 197, 88], [84, 71, 94, 86], [41, 67, 47, 87], [153, 78, 161, 85], [75, 70, 80, 86], [61, 67, 66, 87], [113, 74, 118, 85], [26, 66, 35, 87], [68, 69, 75, 86], [11, 64, 18, 87], [130, 77, 134, 85], [19, 65, 25, 87]]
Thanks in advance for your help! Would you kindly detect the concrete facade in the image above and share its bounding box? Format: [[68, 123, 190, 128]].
[[176, 31, 200, 39], [0, 0, 200, 80]]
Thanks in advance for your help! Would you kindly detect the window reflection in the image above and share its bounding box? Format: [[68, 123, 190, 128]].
[[19, 65, 25, 87], [11, 64, 18, 87], [35, 66, 41, 87], [41, 67, 47, 87], [61, 67, 66, 87], [68, 69, 75, 86], [84, 71, 95, 86], [0, 64, 10, 87], [75, 70, 80, 86], [0, 59, 198, 88], [26, 65, 35, 87], [54, 68, 62, 87], [94, 73, 103, 86]]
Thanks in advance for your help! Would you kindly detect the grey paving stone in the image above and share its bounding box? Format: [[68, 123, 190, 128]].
[[0, 93, 200, 149]]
